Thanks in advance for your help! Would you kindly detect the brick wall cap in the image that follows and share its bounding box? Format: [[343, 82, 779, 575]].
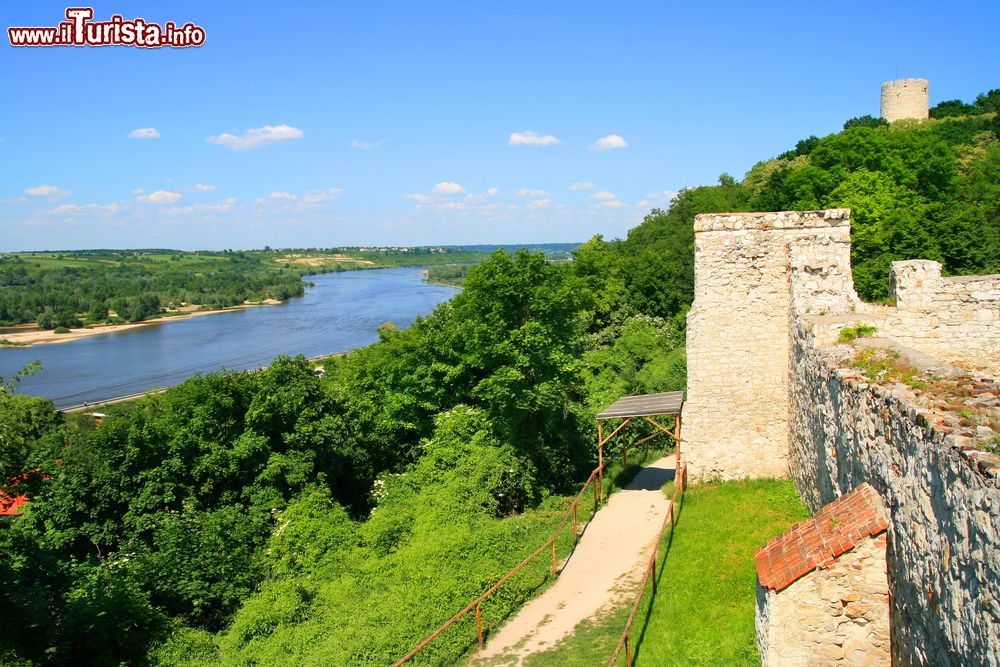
[[755, 483, 888, 591]]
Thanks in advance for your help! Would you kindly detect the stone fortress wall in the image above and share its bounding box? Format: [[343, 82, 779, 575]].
[[880, 78, 929, 122], [879, 259, 1000, 377], [683, 210, 857, 479], [682, 209, 1000, 664]]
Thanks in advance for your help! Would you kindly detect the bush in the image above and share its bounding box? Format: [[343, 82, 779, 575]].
[[837, 323, 878, 343], [53, 326, 70, 334]]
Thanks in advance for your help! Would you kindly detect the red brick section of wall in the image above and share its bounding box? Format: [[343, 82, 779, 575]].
[[756, 483, 888, 591]]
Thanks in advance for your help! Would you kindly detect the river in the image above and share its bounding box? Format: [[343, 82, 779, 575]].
[[0, 268, 458, 409]]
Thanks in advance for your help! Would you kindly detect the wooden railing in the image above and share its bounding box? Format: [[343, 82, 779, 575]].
[[392, 461, 609, 666], [608, 460, 687, 666]]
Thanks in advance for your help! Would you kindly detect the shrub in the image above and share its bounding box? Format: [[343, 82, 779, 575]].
[[53, 326, 71, 334], [837, 323, 878, 343]]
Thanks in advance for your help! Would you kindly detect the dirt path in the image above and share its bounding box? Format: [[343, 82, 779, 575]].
[[470, 456, 676, 665]]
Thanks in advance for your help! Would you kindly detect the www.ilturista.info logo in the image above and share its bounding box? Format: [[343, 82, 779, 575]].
[[8, 8, 205, 48]]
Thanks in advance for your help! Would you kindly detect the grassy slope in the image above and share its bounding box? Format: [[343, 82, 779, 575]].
[[524, 479, 810, 666], [151, 451, 663, 666]]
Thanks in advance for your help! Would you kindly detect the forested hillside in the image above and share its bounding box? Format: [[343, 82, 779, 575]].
[[0, 90, 996, 665]]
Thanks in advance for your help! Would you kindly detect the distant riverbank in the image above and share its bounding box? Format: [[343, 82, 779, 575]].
[[0, 300, 282, 348], [0, 268, 458, 409]]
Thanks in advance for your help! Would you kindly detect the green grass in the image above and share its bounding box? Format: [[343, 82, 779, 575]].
[[837, 323, 878, 343], [524, 478, 810, 666], [852, 347, 927, 389]]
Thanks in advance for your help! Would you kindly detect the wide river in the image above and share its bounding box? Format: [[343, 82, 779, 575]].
[[0, 268, 457, 409]]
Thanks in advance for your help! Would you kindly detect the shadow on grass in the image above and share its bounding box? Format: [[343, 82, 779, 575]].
[[630, 476, 686, 666]]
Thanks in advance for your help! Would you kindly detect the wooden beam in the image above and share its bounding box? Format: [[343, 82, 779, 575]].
[[599, 417, 633, 447], [643, 416, 678, 441]]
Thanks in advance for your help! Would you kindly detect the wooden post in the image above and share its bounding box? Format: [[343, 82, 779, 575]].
[[675, 413, 682, 472], [551, 539, 557, 576], [623, 445, 627, 473], [597, 420, 604, 503], [476, 603, 483, 650], [625, 635, 632, 667], [573, 501, 578, 539], [651, 557, 657, 593]]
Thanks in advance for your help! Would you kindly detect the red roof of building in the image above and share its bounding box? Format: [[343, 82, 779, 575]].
[[0, 493, 28, 516], [755, 483, 888, 591], [0, 470, 43, 517]]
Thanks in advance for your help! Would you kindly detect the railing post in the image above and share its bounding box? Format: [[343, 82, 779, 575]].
[[476, 603, 483, 650], [675, 414, 682, 472], [593, 473, 598, 512], [597, 421, 604, 503], [551, 539, 557, 576], [625, 634, 632, 667], [623, 445, 627, 473], [573, 501, 578, 539], [651, 558, 656, 593]]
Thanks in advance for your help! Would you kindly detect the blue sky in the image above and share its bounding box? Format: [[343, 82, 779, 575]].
[[2, 0, 998, 250]]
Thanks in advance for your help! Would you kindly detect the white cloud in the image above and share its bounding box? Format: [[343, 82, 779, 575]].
[[207, 124, 304, 150], [138, 190, 183, 204], [430, 182, 465, 195], [127, 127, 161, 139], [301, 188, 344, 204], [350, 138, 386, 150], [589, 134, 628, 151], [590, 190, 626, 208], [202, 197, 237, 212], [509, 131, 560, 146], [464, 187, 499, 202], [24, 184, 69, 198], [166, 198, 238, 215], [48, 202, 121, 215], [636, 190, 679, 209], [516, 188, 550, 198], [192, 183, 217, 192], [405, 193, 433, 204], [254, 188, 342, 208], [570, 181, 595, 191], [527, 198, 551, 209]]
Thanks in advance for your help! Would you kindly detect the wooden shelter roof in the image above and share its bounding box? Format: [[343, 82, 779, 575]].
[[595, 391, 684, 420]]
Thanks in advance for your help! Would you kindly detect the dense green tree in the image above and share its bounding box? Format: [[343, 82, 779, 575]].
[[843, 115, 889, 130], [931, 99, 980, 118]]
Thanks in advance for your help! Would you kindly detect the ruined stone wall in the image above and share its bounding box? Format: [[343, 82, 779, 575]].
[[881, 78, 929, 122], [878, 259, 1000, 376], [683, 207, 1000, 663], [683, 209, 856, 479], [789, 317, 1000, 665], [756, 535, 890, 666]]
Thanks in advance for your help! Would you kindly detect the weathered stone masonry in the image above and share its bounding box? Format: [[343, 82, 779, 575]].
[[791, 314, 1000, 665], [683, 209, 1000, 664], [683, 209, 858, 479]]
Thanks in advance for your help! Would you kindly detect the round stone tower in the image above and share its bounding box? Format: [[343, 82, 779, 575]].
[[880, 79, 929, 122]]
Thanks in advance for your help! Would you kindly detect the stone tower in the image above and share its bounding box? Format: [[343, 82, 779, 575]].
[[880, 79, 929, 122]]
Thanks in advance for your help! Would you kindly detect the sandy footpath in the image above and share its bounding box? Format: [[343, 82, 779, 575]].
[[0, 300, 282, 348], [470, 456, 676, 665]]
